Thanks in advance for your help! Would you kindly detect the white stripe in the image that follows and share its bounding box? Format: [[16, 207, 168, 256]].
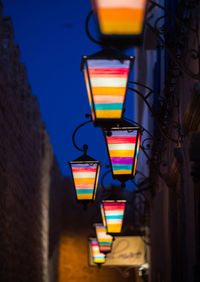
[[73, 172, 96, 178], [90, 77, 127, 87], [96, 0, 146, 9], [107, 219, 122, 224], [105, 210, 124, 216], [108, 144, 135, 150]]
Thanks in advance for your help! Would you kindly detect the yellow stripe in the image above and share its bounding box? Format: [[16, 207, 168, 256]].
[[96, 110, 122, 118], [77, 194, 93, 200], [99, 239, 112, 243], [74, 178, 95, 184], [92, 87, 125, 95], [107, 224, 122, 233], [100, 21, 143, 35], [109, 150, 134, 157], [113, 170, 132, 175]]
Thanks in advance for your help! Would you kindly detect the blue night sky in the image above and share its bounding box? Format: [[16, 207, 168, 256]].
[[2, 0, 135, 188]]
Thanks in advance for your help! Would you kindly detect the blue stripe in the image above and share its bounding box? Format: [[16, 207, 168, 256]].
[[106, 215, 123, 219], [112, 164, 132, 170], [95, 103, 123, 110], [77, 189, 93, 194], [99, 242, 112, 245]]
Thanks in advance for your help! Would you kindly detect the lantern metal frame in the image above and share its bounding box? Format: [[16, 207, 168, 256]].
[[102, 119, 143, 185], [101, 199, 127, 236], [89, 0, 149, 47], [68, 153, 101, 206], [81, 48, 135, 127]]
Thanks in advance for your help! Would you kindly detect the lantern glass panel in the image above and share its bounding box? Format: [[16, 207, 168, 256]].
[[101, 200, 126, 234], [83, 57, 133, 122], [95, 224, 113, 253], [92, 0, 147, 36], [70, 161, 100, 201], [90, 238, 106, 264], [103, 126, 141, 181]]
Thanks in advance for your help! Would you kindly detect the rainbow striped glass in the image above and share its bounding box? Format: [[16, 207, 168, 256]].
[[89, 238, 106, 265], [103, 125, 142, 182], [95, 223, 113, 254], [101, 200, 126, 234], [92, 0, 147, 36], [69, 156, 101, 201], [82, 49, 134, 124]]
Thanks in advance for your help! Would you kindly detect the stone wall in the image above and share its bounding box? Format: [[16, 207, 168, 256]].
[[0, 4, 63, 282]]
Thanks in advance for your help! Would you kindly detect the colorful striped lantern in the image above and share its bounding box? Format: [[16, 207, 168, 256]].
[[101, 200, 126, 234], [102, 121, 142, 183], [81, 49, 134, 126], [94, 223, 113, 254], [89, 238, 106, 265], [68, 154, 101, 204], [91, 0, 148, 46]]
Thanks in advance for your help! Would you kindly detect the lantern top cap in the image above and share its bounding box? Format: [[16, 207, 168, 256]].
[[69, 153, 101, 164], [103, 119, 143, 130], [102, 200, 127, 203], [81, 48, 135, 70]]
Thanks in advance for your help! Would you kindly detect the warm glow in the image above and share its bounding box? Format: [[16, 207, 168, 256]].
[[95, 224, 113, 253], [101, 200, 126, 234], [104, 127, 141, 178], [70, 162, 100, 200], [90, 239, 106, 264], [93, 0, 147, 35], [84, 59, 130, 120]]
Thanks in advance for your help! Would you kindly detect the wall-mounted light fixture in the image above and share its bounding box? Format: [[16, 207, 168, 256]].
[[100, 200, 126, 235], [102, 120, 142, 186], [81, 48, 134, 126], [89, 238, 106, 265], [94, 223, 113, 254], [69, 154, 101, 205], [90, 0, 149, 46]]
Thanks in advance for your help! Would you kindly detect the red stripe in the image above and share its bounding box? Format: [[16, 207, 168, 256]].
[[89, 68, 129, 76], [107, 137, 136, 144], [72, 167, 96, 172]]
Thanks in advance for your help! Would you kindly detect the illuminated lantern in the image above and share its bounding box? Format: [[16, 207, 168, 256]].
[[94, 223, 113, 254], [68, 154, 101, 204], [101, 200, 126, 234], [89, 238, 106, 265], [91, 0, 148, 46], [81, 49, 134, 126], [102, 121, 142, 184]]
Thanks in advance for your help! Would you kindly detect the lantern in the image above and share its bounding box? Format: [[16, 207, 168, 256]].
[[102, 120, 142, 184], [89, 238, 106, 265], [68, 154, 101, 204], [91, 0, 148, 46], [94, 223, 113, 254], [100, 200, 126, 234], [81, 48, 134, 126]]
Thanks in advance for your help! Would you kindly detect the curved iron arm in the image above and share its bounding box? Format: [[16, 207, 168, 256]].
[[85, 10, 104, 46], [146, 22, 200, 80], [123, 116, 154, 139], [128, 81, 154, 99], [127, 86, 180, 144], [72, 119, 93, 153]]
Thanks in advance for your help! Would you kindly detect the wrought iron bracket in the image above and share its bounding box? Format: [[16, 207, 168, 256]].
[[72, 116, 92, 154]]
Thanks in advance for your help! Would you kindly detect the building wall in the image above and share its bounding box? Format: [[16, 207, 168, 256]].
[[0, 4, 63, 282], [58, 179, 140, 282]]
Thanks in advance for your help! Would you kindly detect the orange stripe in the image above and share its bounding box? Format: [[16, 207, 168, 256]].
[[98, 8, 144, 22], [74, 178, 95, 184], [92, 87, 126, 95]]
